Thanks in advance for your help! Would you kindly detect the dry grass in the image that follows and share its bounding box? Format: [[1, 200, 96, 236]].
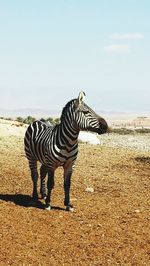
[[0, 133, 150, 265]]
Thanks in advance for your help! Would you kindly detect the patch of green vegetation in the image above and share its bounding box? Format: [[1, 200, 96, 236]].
[[15, 116, 60, 125], [16, 116, 36, 124], [22, 116, 36, 124], [110, 127, 150, 135], [16, 117, 25, 123], [0, 117, 12, 121], [135, 128, 150, 134], [109, 127, 134, 135], [46, 117, 60, 125]]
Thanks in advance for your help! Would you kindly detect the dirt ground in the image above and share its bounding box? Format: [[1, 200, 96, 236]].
[[0, 123, 150, 265]]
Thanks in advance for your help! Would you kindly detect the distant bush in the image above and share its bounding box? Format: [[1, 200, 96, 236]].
[[1, 117, 13, 121], [46, 117, 55, 125], [16, 116, 36, 124], [23, 116, 36, 124], [15, 116, 60, 125], [110, 127, 150, 135], [16, 117, 24, 123], [109, 128, 134, 135], [54, 118, 60, 124], [135, 128, 150, 134], [45, 117, 60, 125]]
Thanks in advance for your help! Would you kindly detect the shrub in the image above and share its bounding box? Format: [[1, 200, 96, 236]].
[[54, 118, 60, 124], [135, 128, 150, 134], [110, 127, 150, 135], [23, 116, 36, 124], [46, 117, 60, 125], [46, 117, 55, 125], [109, 127, 134, 135], [16, 117, 24, 123]]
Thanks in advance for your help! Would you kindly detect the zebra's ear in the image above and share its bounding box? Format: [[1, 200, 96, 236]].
[[75, 91, 86, 107]]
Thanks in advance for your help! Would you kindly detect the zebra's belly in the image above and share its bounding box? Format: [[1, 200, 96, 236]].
[[44, 147, 78, 168]]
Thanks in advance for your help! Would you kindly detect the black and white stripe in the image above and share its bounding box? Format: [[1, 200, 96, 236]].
[[24, 92, 108, 211]]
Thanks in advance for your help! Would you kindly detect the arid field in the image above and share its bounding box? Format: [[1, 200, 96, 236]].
[[0, 119, 150, 265]]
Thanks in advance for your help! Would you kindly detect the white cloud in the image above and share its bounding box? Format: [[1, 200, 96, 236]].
[[104, 44, 130, 53], [110, 33, 144, 40]]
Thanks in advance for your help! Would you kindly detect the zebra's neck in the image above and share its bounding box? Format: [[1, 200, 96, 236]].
[[57, 120, 79, 149]]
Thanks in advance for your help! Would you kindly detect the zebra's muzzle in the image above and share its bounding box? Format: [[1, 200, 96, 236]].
[[97, 117, 108, 135]]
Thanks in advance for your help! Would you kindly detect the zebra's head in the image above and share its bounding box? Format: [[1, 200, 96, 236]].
[[72, 91, 108, 134]]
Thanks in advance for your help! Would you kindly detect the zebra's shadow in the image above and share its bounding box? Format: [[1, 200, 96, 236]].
[[0, 194, 44, 209], [0, 194, 66, 211]]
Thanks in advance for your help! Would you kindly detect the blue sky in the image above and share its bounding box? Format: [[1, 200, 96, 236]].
[[0, 0, 150, 113]]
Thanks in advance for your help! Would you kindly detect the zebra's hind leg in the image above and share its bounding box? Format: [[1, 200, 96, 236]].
[[45, 169, 54, 210], [29, 160, 39, 202], [40, 164, 47, 199]]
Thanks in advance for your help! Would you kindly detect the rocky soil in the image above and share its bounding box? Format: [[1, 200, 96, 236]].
[[99, 133, 150, 151]]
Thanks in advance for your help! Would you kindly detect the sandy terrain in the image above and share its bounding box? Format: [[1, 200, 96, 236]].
[[0, 119, 27, 137], [0, 119, 150, 265]]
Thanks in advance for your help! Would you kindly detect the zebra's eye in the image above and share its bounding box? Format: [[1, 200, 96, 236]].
[[82, 110, 89, 115]]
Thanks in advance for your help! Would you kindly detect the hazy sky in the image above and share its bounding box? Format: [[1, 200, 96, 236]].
[[0, 0, 150, 113]]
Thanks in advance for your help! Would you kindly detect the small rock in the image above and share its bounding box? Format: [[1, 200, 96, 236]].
[[135, 209, 140, 213], [97, 223, 102, 227], [85, 187, 94, 193]]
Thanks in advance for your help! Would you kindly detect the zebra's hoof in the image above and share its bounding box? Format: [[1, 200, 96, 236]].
[[45, 205, 51, 211], [66, 205, 74, 212]]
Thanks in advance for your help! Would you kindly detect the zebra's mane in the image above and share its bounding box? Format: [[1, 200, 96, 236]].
[[60, 99, 75, 122]]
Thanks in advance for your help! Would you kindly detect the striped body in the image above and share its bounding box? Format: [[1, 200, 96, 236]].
[[25, 120, 78, 169]]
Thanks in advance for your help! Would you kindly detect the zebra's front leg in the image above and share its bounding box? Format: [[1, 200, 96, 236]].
[[45, 169, 54, 210], [64, 169, 74, 212], [40, 164, 47, 199]]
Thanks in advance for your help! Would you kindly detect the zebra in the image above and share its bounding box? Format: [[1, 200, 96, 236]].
[[24, 91, 108, 211]]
